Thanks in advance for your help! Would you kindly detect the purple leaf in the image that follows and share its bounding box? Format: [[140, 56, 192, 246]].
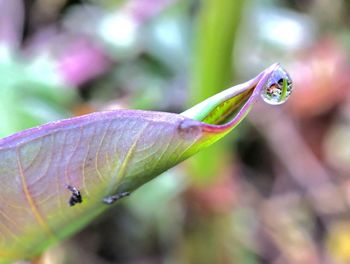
[[0, 63, 291, 263]]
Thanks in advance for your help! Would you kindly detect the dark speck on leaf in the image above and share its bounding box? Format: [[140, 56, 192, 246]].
[[103, 191, 130, 205], [67, 185, 82, 206]]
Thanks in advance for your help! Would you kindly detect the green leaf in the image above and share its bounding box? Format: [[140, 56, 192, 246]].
[[0, 63, 283, 263]]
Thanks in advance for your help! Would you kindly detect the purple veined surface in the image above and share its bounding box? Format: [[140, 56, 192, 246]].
[[0, 63, 289, 263]]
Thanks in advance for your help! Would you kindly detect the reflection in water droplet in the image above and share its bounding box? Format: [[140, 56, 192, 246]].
[[261, 66, 293, 105]]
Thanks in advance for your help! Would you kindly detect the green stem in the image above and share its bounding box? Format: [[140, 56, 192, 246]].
[[189, 0, 245, 183]]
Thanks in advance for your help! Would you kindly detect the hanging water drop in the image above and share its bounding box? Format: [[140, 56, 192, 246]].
[[261, 66, 293, 105]]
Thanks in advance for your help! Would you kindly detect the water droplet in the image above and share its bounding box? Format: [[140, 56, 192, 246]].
[[261, 66, 293, 105]]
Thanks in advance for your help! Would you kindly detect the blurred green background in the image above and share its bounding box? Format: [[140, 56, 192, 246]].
[[4, 0, 350, 263]]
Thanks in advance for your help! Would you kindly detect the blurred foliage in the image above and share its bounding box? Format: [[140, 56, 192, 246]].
[[0, 47, 76, 137], [188, 0, 244, 184], [3, 0, 350, 263]]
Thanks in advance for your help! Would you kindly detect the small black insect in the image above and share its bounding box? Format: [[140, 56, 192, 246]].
[[67, 185, 82, 206]]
